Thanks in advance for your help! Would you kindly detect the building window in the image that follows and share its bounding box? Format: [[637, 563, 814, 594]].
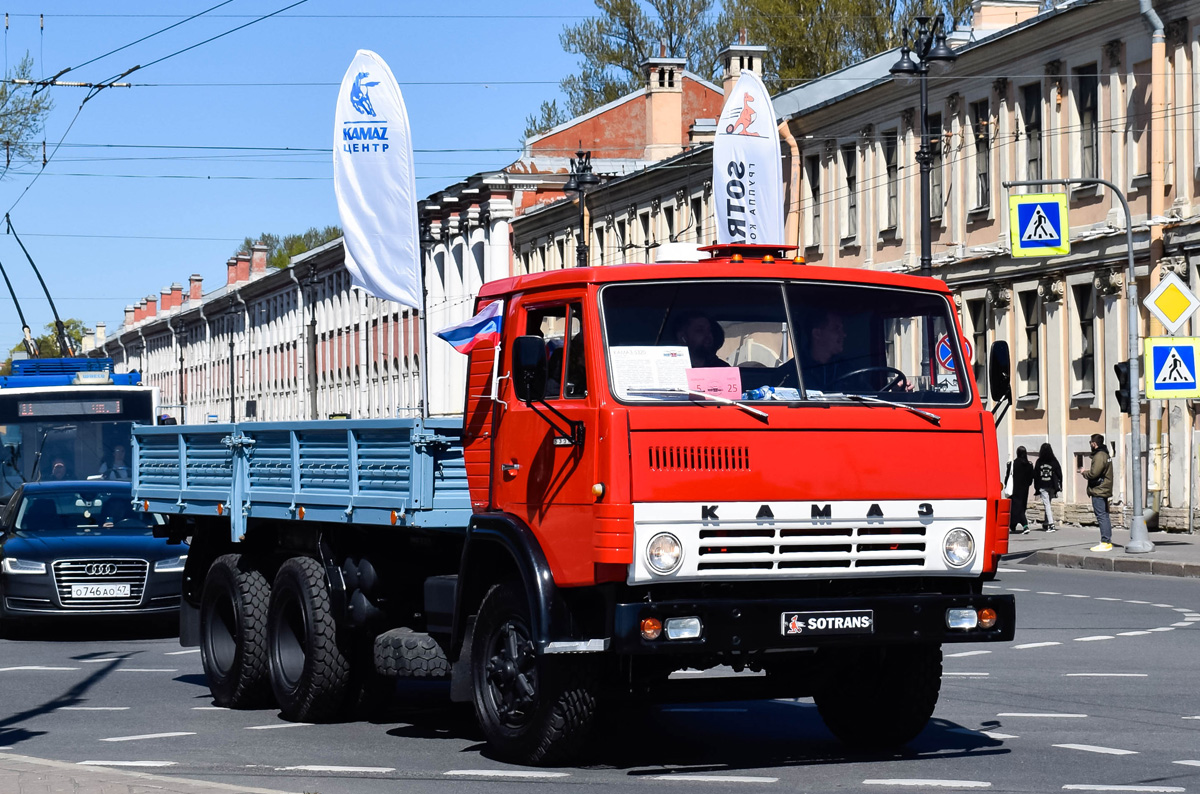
[[1076, 65, 1099, 180], [927, 113, 943, 218], [1072, 283, 1096, 395], [594, 225, 605, 267], [1132, 60, 1151, 178], [639, 212, 652, 255], [616, 219, 627, 263], [842, 144, 857, 240], [691, 196, 704, 243], [967, 298, 988, 400], [971, 100, 990, 210], [1019, 290, 1040, 397], [664, 205, 675, 242], [1022, 83, 1042, 185], [805, 154, 821, 247], [884, 130, 898, 230], [556, 238, 565, 269]]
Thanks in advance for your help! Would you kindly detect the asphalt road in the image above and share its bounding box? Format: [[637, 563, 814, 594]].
[[0, 564, 1197, 794]]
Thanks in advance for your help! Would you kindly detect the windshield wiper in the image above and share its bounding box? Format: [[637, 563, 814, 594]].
[[626, 387, 769, 423], [811, 391, 941, 426]]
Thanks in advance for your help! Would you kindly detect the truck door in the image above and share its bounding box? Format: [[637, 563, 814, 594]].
[[493, 298, 597, 584]]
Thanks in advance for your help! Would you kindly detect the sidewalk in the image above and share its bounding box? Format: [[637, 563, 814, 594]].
[[0, 752, 297, 794], [1005, 521, 1200, 577]]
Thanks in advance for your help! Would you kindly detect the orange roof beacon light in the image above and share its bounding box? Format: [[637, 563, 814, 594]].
[[762, 254, 775, 264], [793, 255, 806, 264], [730, 253, 744, 263]]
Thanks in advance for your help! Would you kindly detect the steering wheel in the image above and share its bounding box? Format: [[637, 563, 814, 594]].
[[829, 366, 908, 393]]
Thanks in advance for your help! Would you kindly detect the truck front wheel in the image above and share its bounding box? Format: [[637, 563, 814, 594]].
[[267, 556, 353, 722], [200, 554, 271, 708], [471, 583, 599, 765], [813, 643, 942, 750]]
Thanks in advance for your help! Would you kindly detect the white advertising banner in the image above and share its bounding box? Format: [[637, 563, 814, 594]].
[[333, 50, 421, 309], [713, 70, 784, 245]]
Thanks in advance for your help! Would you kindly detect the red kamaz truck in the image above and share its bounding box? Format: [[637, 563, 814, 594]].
[[133, 245, 1015, 765]]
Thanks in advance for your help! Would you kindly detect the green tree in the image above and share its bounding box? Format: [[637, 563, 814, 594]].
[[0, 54, 53, 172], [239, 226, 342, 269], [523, 99, 571, 141], [0, 318, 88, 374]]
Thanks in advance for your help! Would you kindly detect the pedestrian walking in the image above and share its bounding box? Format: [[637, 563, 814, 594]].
[[1034, 442, 1063, 532], [1079, 433, 1115, 552], [1009, 446, 1034, 534]]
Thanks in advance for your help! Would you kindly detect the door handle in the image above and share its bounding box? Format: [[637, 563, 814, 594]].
[[502, 463, 521, 472]]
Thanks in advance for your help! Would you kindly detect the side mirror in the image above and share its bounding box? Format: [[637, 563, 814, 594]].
[[512, 336, 548, 403], [989, 340, 1012, 403]]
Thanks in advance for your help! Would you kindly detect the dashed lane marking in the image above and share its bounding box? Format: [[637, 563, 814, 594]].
[[444, 770, 570, 779], [997, 713, 1087, 718], [59, 706, 131, 710], [1152, 604, 1174, 608], [1184, 716, 1200, 720], [946, 650, 992, 658], [651, 775, 779, 783], [192, 706, 228, 710], [78, 761, 177, 767], [276, 766, 396, 773], [949, 728, 1018, 740], [1171, 622, 1192, 627], [1063, 594, 1090, 599], [1074, 636, 1115, 642], [245, 723, 312, 730], [1061, 787, 1184, 793], [1095, 597, 1122, 602], [165, 649, 201, 655], [945, 672, 989, 676], [1173, 760, 1200, 767], [997, 567, 1026, 572], [1054, 744, 1137, 755], [1117, 631, 1153, 637], [1037, 592, 1062, 595], [1007, 588, 1030, 592], [1127, 600, 1151, 605], [0, 666, 79, 672], [1013, 642, 1062, 649], [1148, 627, 1176, 632], [1173, 608, 1192, 612], [983, 585, 1000, 589], [101, 732, 195, 742], [863, 779, 991, 788], [1064, 673, 1147, 677], [117, 668, 178, 673]]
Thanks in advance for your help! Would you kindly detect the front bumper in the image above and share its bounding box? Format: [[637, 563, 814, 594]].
[[2, 571, 182, 617], [612, 592, 1014, 654]]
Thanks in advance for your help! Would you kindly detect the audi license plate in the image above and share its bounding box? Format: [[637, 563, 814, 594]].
[[781, 609, 874, 636], [71, 584, 130, 599]]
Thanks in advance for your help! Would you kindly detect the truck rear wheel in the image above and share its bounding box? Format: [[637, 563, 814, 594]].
[[471, 583, 599, 765], [813, 643, 942, 750], [200, 554, 271, 708], [267, 556, 353, 722]]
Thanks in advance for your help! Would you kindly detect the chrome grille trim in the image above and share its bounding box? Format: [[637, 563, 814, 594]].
[[52, 559, 148, 608]]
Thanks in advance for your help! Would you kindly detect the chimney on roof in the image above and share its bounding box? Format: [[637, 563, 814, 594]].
[[170, 283, 183, 310], [125, 305, 136, 327], [81, 329, 95, 354], [161, 286, 173, 313], [134, 300, 146, 324], [640, 51, 686, 161], [95, 322, 106, 348], [969, 0, 1041, 33], [144, 294, 158, 319], [250, 242, 269, 278], [189, 274, 203, 302], [236, 252, 251, 283], [226, 257, 238, 287], [718, 38, 768, 100]]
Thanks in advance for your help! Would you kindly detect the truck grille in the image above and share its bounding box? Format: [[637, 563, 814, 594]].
[[648, 445, 750, 472], [53, 559, 148, 609], [695, 526, 926, 571]]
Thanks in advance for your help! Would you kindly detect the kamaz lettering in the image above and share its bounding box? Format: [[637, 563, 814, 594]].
[[343, 127, 389, 141]]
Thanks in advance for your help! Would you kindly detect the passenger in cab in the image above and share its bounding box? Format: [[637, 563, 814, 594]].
[[673, 312, 728, 368]]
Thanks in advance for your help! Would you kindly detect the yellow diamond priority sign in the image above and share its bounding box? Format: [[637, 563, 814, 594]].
[[1009, 193, 1070, 257], [1143, 272, 1200, 335]]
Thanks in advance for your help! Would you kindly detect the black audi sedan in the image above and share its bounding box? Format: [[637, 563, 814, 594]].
[[0, 481, 185, 620]]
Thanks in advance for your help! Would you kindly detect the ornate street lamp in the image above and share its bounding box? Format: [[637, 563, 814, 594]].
[[564, 145, 600, 268]]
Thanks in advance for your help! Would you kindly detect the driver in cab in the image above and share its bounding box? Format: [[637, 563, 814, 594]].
[[798, 310, 846, 392]]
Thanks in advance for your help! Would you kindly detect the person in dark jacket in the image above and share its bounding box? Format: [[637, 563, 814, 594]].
[[1079, 433, 1115, 551], [1033, 442, 1063, 532], [1009, 446, 1034, 534]]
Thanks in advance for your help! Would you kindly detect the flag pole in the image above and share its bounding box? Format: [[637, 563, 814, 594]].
[[419, 255, 431, 419]]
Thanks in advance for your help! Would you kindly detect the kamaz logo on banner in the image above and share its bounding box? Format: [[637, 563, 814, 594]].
[[343, 71, 389, 154]]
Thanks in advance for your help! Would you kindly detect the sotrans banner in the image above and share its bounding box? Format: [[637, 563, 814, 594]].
[[714, 70, 784, 246], [334, 50, 421, 310]]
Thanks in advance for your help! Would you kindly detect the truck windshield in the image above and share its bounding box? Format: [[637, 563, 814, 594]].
[[600, 280, 971, 406]]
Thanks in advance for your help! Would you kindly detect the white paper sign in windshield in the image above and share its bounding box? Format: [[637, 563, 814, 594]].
[[714, 70, 784, 245], [610, 347, 691, 399], [334, 50, 421, 309]]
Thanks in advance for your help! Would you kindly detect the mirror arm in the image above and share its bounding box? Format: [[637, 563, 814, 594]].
[[991, 394, 1011, 426], [523, 398, 585, 446]]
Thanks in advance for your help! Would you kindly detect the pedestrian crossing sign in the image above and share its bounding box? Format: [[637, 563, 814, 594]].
[[1008, 193, 1070, 257], [1144, 336, 1200, 399]]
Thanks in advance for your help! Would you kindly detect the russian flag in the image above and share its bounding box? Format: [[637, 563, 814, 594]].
[[434, 301, 503, 354]]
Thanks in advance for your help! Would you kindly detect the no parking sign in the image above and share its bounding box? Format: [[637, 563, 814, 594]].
[[936, 335, 973, 371]]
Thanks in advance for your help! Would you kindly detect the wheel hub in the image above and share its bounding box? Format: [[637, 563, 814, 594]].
[[485, 622, 537, 723]]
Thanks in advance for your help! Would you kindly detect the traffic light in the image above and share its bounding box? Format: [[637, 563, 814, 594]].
[[1114, 361, 1131, 414]]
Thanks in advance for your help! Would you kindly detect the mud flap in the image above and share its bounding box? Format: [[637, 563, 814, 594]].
[[449, 616, 475, 703]]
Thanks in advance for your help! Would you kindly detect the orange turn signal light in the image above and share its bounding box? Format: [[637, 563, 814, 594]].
[[390, 509, 398, 526], [297, 506, 306, 520], [216, 503, 223, 516], [142, 500, 149, 513], [978, 608, 997, 629], [640, 617, 663, 640]]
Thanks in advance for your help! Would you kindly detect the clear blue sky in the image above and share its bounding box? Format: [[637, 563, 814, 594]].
[[0, 0, 595, 344]]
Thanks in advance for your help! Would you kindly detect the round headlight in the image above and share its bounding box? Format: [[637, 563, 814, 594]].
[[943, 528, 975, 568], [646, 532, 683, 574]]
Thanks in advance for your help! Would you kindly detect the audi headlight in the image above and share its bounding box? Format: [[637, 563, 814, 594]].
[[943, 528, 975, 568], [646, 533, 683, 574], [3, 558, 46, 575], [154, 555, 188, 573]]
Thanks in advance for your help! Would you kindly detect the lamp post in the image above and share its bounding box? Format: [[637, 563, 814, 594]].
[[890, 14, 957, 378], [564, 146, 600, 268]]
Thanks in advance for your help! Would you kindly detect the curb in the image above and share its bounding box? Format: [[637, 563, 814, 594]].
[[1019, 549, 1200, 578]]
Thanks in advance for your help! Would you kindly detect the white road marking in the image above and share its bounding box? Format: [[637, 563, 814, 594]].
[[945, 672, 989, 677], [59, 706, 131, 710], [245, 723, 312, 730], [1185, 716, 1200, 720], [1037, 591, 1062, 595], [1095, 597, 1122, 602], [661, 707, 748, 712], [946, 650, 992, 658], [1171, 622, 1192, 627], [949, 728, 1017, 740], [1062, 786, 1184, 793], [652, 775, 779, 783], [670, 670, 706, 675], [1054, 744, 1137, 755], [1172, 760, 1200, 767], [1064, 673, 1146, 678], [80, 659, 124, 664], [1152, 603, 1174, 608], [983, 585, 1000, 589], [997, 713, 1087, 718], [275, 765, 395, 773], [864, 779, 991, 788], [1148, 627, 1175, 632], [165, 649, 201, 655], [1063, 594, 1090, 599], [444, 770, 570, 779], [117, 668, 177, 673], [1172, 608, 1190, 612], [1074, 636, 1115, 642], [1117, 631, 1153, 637], [1127, 600, 1150, 604], [1013, 642, 1061, 649], [1007, 588, 1030, 592], [998, 567, 1025, 573], [78, 761, 177, 767], [0, 666, 79, 672], [101, 732, 195, 742]]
